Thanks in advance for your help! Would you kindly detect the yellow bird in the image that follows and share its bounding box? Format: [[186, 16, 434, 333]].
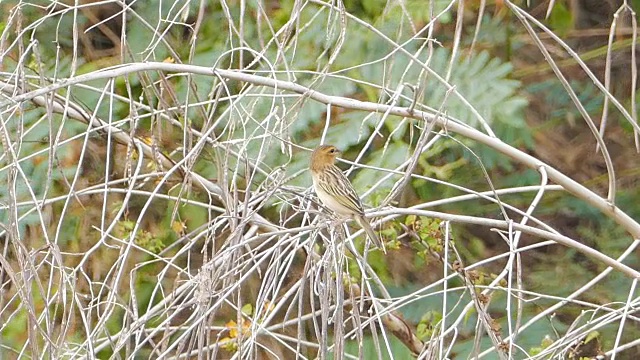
[[309, 145, 385, 252]]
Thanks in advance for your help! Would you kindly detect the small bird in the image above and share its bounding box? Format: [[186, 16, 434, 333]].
[[310, 144, 385, 252]]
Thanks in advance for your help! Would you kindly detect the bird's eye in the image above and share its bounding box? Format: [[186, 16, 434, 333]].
[[329, 149, 335, 153]]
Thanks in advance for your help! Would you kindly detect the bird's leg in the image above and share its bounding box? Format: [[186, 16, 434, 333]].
[[313, 214, 342, 250], [329, 217, 344, 230]]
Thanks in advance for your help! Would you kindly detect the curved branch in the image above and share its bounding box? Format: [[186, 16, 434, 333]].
[[3, 62, 639, 241]]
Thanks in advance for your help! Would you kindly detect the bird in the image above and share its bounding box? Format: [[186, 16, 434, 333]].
[[309, 144, 385, 252]]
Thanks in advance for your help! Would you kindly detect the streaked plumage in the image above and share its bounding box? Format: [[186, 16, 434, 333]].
[[310, 145, 385, 251]]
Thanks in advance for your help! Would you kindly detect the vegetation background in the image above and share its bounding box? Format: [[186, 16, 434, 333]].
[[1, 0, 640, 358]]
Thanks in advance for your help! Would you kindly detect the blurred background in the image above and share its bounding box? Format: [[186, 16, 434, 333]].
[[1, 0, 640, 358]]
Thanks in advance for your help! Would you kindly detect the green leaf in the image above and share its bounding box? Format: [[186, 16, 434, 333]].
[[548, 2, 574, 36], [241, 304, 254, 316]]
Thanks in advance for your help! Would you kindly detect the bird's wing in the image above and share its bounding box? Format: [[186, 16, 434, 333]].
[[316, 165, 365, 214]]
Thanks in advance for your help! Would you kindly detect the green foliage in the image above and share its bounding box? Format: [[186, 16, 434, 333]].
[[408, 215, 443, 250], [547, 1, 574, 35], [343, 0, 452, 26], [551, 196, 605, 221], [527, 79, 603, 122], [469, 15, 516, 51], [501, 168, 545, 187], [423, 49, 528, 130], [576, 219, 632, 257], [416, 310, 442, 340], [133, 265, 168, 317], [118, 220, 166, 253], [529, 335, 554, 356], [342, 335, 416, 359], [412, 49, 531, 171], [0, 111, 79, 234], [1, 307, 28, 350]]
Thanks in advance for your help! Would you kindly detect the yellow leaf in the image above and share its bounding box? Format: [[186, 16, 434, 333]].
[[140, 136, 154, 146], [225, 320, 238, 338], [172, 220, 186, 234]]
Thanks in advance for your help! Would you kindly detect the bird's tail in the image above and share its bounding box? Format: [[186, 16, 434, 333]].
[[355, 215, 386, 253]]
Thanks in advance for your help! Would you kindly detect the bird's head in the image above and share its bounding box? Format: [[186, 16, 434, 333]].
[[310, 145, 341, 171]]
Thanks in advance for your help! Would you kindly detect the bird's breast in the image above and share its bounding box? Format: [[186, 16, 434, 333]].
[[312, 174, 355, 216]]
